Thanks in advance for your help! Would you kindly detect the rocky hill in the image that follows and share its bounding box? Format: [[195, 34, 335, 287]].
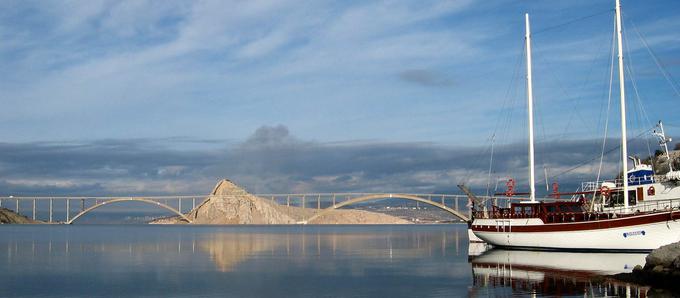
[[153, 179, 411, 225], [0, 207, 40, 224]]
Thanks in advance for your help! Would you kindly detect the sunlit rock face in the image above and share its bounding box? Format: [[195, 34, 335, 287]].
[[188, 180, 297, 224], [155, 179, 411, 224]]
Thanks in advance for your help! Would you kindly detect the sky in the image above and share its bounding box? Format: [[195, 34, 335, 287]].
[[0, 0, 679, 196]]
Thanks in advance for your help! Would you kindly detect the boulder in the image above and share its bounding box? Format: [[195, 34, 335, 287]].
[[646, 242, 680, 268]]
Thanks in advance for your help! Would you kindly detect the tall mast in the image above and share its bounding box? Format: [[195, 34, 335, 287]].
[[615, 0, 629, 209], [525, 13, 536, 202]]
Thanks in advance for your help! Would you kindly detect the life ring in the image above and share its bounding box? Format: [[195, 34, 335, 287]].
[[600, 186, 611, 197], [647, 186, 655, 196]]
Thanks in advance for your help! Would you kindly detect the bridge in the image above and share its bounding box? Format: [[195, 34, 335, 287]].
[[0, 192, 509, 224]]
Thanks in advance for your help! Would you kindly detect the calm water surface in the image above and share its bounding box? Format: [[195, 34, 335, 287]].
[[0, 224, 651, 297]]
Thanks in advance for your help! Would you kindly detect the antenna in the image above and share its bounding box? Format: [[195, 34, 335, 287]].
[[653, 121, 674, 172]]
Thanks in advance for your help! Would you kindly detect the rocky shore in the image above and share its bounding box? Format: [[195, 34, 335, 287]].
[[152, 179, 411, 225], [613, 241, 680, 293], [0, 207, 41, 224]]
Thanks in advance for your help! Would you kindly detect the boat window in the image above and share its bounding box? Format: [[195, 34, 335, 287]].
[[514, 206, 523, 215], [606, 190, 637, 207], [628, 190, 637, 206], [608, 191, 623, 207]]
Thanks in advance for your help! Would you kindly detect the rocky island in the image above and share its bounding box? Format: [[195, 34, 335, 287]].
[[152, 179, 411, 225]]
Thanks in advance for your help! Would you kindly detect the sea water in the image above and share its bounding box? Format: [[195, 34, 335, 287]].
[[0, 224, 650, 297]]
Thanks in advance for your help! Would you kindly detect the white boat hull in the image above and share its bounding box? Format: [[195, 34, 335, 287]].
[[473, 217, 680, 251]]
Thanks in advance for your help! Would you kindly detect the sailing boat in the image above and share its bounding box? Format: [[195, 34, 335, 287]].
[[467, 0, 680, 251]]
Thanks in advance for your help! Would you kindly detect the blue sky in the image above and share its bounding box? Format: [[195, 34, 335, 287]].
[[0, 0, 679, 196]]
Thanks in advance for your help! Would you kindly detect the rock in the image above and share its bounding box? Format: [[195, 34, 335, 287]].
[[0, 207, 40, 224], [646, 242, 680, 268], [187, 179, 297, 224], [152, 179, 412, 225], [652, 265, 665, 274], [612, 241, 680, 294]]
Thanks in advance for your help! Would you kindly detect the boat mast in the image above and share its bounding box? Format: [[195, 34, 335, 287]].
[[525, 13, 536, 202], [615, 0, 629, 209]]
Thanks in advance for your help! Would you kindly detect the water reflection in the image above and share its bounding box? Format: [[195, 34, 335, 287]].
[[6, 225, 661, 297], [199, 228, 465, 272], [469, 248, 650, 297], [0, 225, 472, 298]]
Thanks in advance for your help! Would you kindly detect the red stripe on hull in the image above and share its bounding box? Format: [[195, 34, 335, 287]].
[[472, 210, 680, 233]]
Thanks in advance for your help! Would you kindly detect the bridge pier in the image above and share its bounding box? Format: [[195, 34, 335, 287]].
[[16, 199, 19, 214], [32, 199, 36, 220], [178, 198, 182, 214], [66, 199, 70, 222], [49, 198, 53, 223]]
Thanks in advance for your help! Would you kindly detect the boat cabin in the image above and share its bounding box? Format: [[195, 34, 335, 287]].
[[490, 199, 593, 223]]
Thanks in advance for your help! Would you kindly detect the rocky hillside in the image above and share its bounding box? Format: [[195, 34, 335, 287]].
[[0, 207, 40, 224], [153, 179, 411, 225], [187, 179, 298, 224]]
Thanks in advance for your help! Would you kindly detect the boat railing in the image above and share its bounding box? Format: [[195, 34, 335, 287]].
[[601, 196, 680, 214], [581, 175, 665, 190], [473, 196, 680, 220]]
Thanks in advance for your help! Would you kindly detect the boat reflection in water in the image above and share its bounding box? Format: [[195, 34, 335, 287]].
[[469, 248, 650, 297]]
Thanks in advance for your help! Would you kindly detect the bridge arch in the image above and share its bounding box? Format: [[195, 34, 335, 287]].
[[302, 194, 469, 224], [66, 198, 192, 224]]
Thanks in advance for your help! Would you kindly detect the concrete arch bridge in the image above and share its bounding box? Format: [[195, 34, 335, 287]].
[[0, 196, 204, 224], [274, 193, 473, 224], [1, 193, 484, 224]]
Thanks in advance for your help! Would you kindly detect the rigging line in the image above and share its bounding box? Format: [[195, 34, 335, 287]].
[[495, 40, 526, 142], [625, 12, 680, 99], [529, 31, 610, 144], [645, 134, 654, 173], [555, 53, 604, 140], [622, 21, 655, 132], [485, 134, 495, 197], [595, 20, 617, 195], [549, 128, 654, 180], [623, 27, 658, 169], [461, 39, 526, 185], [590, 24, 618, 182], [533, 9, 614, 35], [483, 41, 525, 183]]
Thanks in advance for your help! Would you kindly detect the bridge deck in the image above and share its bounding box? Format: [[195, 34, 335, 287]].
[[1, 193, 517, 224]]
